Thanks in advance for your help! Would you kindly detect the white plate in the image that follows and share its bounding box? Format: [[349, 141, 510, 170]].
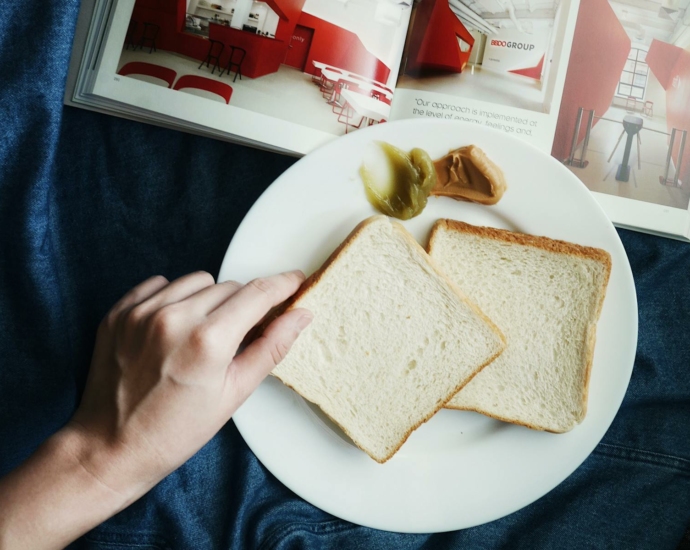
[[218, 119, 638, 533]]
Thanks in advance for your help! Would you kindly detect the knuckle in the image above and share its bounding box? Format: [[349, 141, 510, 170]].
[[268, 338, 290, 366], [126, 303, 149, 326], [148, 306, 179, 339], [224, 280, 242, 291], [188, 324, 216, 354], [101, 309, 120, 332], [285, 270, 304, 284], [248, 277, 275, 297]]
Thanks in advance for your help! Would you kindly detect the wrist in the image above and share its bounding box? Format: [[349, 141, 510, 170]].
[[58, 420, 159, 508], [0, 425, 136, 550]]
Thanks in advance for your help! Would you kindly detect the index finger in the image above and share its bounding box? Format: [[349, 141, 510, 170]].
[[208, 270, 305, 349]]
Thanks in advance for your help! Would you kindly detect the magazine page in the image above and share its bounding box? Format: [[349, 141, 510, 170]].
[[389, 0, 580, 153], [551, 0, 690, 240], [82, 0, 412, 154]]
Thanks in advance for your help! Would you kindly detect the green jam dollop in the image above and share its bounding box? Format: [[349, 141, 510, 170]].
[[359, 141, 437, 220]]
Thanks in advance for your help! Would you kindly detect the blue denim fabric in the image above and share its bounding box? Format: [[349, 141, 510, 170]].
[[0, 1, 688, 549]]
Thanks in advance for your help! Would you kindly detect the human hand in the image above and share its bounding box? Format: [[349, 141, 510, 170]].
[[66, 270, 312, 504]]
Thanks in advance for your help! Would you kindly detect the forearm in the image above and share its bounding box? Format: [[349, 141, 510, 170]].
[[0, 427, 134, 550], [0, 271, 309, 549]]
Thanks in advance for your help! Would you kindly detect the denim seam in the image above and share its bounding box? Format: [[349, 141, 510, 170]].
[[82, 541, 168, 550], [258, 519, 357, 550], [84, 531, 172, 550], [594, 442, 690, 476]]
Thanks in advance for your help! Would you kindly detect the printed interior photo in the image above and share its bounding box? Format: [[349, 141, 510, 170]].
[[552, 0, 690, 210], [116, 0, 411, 136], [395, 0, 573, 114]]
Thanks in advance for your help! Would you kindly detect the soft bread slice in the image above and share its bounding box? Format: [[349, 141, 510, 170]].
[[272, 216, 505, 463], [428, 220, 611, 432]]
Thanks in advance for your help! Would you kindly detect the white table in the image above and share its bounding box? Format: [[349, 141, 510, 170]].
[[311, 60, 328, 84], [343, 77, 393, 100], [340, 89, 390, 128], [320, 67, 345, 84], [320, 68, 347, 102], [315, 62, 393, 100]]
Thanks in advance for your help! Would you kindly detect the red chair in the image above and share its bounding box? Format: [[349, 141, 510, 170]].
[[625, 96, 637, 112], [644, 100, 653, 117], [331, 79, 365, 114], [334, 82, 368, 131], [118, 62, 177, 88], [320, 68, 342, 98], [369, 82, 394, 97], [370, 90, 392, 105], [337, 102, 366, 134], [173, 75, 233, 104]]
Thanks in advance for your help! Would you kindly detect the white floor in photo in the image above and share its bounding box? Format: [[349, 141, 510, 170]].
[[565, 105, 689, 210], [397, 64, 547, 113], [117, 48, 348, 136]]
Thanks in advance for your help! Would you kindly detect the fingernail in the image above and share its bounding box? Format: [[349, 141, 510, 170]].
[[287, 269, 306, 280], [296, 312, 313, 330]]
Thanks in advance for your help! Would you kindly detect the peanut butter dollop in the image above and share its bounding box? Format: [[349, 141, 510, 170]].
[[431, 145, 506, 205]]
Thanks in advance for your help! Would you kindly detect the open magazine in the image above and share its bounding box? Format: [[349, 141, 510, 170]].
[[66, 0, 690, 241]]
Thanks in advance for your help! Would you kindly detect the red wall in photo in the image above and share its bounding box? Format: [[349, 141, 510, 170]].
[[297, 13, 390, 84], [551, 0, 630, 161], [647, 39, 683, 90], [404, 0, 474, 75], [131, 0, 183, 52], [210, 24, 286, 78], [271, 0, 308, 44], [128, 0, 309, 78], [663, 47, 690, 185]]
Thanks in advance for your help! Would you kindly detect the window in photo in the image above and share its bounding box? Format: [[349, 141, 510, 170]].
[[616, 47, 648, 100]]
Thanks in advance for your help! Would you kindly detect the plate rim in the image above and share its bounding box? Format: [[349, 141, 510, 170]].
[[219, 119, 639, 533]]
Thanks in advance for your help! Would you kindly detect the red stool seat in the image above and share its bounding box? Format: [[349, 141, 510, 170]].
[[173, 75, 233, 104], [118, 62, 177, 88]]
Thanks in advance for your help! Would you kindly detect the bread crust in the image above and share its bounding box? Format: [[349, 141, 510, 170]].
[[429, 219, 612, 432], [443, 404, 571, 433], [429, 219, 612, 269], [271, 215, 506, 463]]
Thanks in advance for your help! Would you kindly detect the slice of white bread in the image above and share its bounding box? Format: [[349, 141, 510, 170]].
[[428, 220, 611, 432], [271, 215, 506, 463]]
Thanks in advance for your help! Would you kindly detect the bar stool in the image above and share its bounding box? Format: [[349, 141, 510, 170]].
[[136, 23, 159, 54], [198, 39, 224, 74], [220, 46, 245, 82], [125, 20, 138, 50]]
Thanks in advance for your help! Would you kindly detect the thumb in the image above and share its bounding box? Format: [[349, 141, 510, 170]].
[[226, 308, 313, 407]]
